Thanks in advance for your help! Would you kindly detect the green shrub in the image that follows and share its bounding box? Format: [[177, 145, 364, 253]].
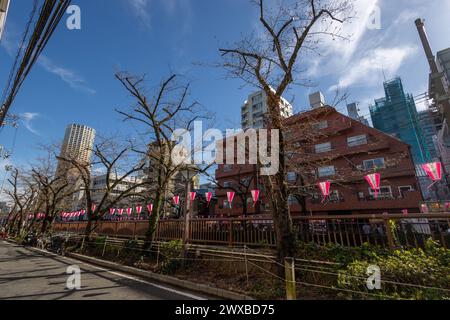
[[159, 240, 183, 274], [337, 239, 450, 300]]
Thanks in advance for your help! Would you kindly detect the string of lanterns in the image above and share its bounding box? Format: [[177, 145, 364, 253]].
[[24, 162, 446, 221]]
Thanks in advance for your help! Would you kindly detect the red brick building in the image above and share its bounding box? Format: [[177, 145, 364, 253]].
[[215, 106, 423, 217]]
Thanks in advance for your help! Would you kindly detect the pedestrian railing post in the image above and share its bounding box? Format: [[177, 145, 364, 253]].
[[80, 236, 85, 251], [285, 257, 296, 300], [102, 236, 108, 257], [156, 242, 160, 268], [244, 245, 249, 288], [383, 218, 395, 250]]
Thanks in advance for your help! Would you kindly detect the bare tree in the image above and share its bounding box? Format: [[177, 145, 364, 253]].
[[57, 137, 148, 239], [219, 0, 353, 264], [115, 72, 210, 247], [4, 168, 37, 237], [29, 150, 72, 235]]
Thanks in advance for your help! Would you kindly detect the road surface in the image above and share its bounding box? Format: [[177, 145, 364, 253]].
[[0, 240, 210, 300]]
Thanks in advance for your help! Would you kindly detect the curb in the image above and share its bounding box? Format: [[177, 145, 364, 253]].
[[65, 252, 254, 300]]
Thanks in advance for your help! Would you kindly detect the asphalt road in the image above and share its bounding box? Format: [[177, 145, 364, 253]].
[[0, 240, 209, 300]]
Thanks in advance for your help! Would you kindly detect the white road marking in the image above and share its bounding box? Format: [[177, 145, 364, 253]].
[[13, 244, 207, 300]]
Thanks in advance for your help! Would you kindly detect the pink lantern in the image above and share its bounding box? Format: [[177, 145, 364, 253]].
[[251, 190, 260, 206], [126, 207, 132, 216], [173, 196, 180, 206], [118, 208, 124, 215], [91, 203, 97, 213], [445, 202, 450, 211], [402, 209, 408, 215], [205, 192, 213, 206], [147, 204, 153, 215], [109, 208, 116, 215], [318, 181, 331, 203], [365, 173, 381, 198], [136, 205, 142, 214], [227, 191, 235, 208], [81, 209, 86, 216], [422, 162, 442, 188]]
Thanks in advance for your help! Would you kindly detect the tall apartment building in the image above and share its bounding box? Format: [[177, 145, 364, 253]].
[[58, 124, 96, 165], [370, 78, 430, 164], [56, 124, 96, 210], [215, 105, 422, 217], [0, 0, 10, 41], [241, 90, 293, 130]]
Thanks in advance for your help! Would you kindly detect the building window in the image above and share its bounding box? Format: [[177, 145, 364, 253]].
[[363, 158, 385, 170], [223, 164, 233, 172], [347, 135, 367, 147], [368, 186, 393, 199], [223, 181, 233, 188], [315, 142, 332, 154], [288, 195, 299, 205], [318, 166, 336, 178], [287, 172, 297, 183], [398, 186, 413, 198], [312, 121, 328, 130]]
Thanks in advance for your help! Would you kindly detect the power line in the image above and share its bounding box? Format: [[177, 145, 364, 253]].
[[0, 0, 72, 129]]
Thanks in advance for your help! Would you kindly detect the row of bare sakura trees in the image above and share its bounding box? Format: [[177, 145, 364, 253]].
[[3, 0, 358, 271]]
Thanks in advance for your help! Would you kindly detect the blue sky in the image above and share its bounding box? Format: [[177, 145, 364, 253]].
[[1, 0, 450, 184]]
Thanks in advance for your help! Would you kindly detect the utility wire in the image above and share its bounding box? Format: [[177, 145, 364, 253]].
[[0, 0, 72, 129]]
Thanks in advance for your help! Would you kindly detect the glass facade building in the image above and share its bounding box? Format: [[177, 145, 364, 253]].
[[370, 78, 430, 164]]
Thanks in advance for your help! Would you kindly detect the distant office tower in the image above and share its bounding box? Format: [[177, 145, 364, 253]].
[[347, 102, 370, 126], [59, 124, 96, 165], [370, 78, 430, 164], [0, 0, 10, 41], [418, 109, 440, 161], [437, 48, 450, 87], [241, 90, 293, 130]]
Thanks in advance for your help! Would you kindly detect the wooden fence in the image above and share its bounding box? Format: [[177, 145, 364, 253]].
[[51, 213, 450, 249]]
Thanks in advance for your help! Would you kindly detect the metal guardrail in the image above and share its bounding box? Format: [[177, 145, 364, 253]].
[[52, 213, 450, 249]]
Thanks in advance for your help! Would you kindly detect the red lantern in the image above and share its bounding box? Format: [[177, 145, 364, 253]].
[[251, 190, 260, 206], [227, 192, 235, 208], [365, 173, 381, 198], [147, 204, 153, 215], [109, 208, 116, 215], [318, 181, 331, 203], [81, 209, 86, 216], [205, 192, 213, 207], [136, 205, 142, 214], [173, 196, 180, 206], [422, 162, 442, 188], [190, 192, 197, 201], [126, 208, 132, 216], [118, 208, 124, 215]]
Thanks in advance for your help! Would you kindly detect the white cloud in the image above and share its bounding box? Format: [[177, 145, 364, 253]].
[[329, 46, 417, 91], [20, 112, 40, 135], [38, 55, 96, 94], [128, 0, 151, 28]]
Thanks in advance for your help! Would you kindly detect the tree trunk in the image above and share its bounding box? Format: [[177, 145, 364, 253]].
[[143, 190, 164, 250]]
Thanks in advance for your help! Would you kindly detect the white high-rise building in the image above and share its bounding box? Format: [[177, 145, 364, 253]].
[[0, 0, 10, 41], [59, 124, 96, 165], [241, 90, 293, 130]]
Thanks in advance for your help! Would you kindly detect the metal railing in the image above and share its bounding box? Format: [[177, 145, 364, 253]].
[[51, 213, 450, 249]]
